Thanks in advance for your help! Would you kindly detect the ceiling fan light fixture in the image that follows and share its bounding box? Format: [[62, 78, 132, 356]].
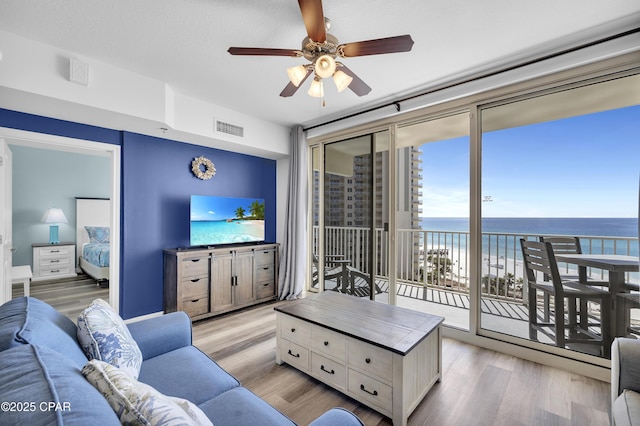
[[287, 65, 308, 87], [314, 54, 336, 79], [333, 70, 353, 92], [308, 77, 324, 98]]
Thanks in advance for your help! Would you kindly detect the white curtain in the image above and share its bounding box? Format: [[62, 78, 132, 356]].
[[278, 125, 308, 300]]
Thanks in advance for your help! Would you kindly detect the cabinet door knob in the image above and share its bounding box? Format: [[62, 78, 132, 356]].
[[324, 341, 329, 346], [291, 328, 296, 333], [365, 357, 371, 364]]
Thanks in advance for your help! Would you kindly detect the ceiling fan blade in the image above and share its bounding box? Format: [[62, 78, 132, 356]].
[[338, 35, 414, 57], [298, 0, 326, 43], [227, 47, 301, 57], [338, 65, 372, 97], [279, 68, 313, 97]]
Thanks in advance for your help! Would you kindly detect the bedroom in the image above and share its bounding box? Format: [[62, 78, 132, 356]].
[[10, 142, 112, 310]]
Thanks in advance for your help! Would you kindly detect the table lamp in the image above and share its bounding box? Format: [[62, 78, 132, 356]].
[[41, 207, 68, 244]]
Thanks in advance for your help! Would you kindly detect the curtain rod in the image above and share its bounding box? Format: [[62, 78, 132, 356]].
[[303, 27, 640, 132]]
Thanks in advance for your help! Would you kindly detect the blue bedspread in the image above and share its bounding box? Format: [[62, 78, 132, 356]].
[[83, 243, 110, 267]]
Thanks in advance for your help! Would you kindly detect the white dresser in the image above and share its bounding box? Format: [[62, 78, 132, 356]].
[[32, 242, 77, 282]]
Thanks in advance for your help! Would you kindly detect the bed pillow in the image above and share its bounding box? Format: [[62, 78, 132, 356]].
[[85, 226, 110, 243], [77, 298, 143, 379], [82, 360, 212, 426]]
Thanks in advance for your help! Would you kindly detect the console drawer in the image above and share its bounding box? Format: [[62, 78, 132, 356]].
[[348, 369, 392, 412], [255, 264, 274, 282], [280, 340, 309, 371], [180, 296, 209, 318], [181, 257, 209, 278], [256, 280, 275, 299], [254, 249, 275, 266], [311, 353, 346, 390], [347, 338, 393, 382], [312, 326, 346, 363], [181, 276, 209, 299], [280, 315, 311, 347]]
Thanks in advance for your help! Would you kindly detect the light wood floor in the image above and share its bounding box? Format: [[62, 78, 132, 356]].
[[12, 274, 109, 321], [193, 300, 611, 426]]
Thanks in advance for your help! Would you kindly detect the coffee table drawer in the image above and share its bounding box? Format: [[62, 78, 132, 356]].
[[280, 340, 309, 371], [280, 315, 311, 346], [348, 338, 393, 382], [348, 369, 392, 412], [311, 353, 346, 390], [312, 326, 346, 362]]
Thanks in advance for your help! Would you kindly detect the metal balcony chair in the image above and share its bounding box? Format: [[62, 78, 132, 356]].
[[520, 239, 611, 357], [311, 255, 380, 297]]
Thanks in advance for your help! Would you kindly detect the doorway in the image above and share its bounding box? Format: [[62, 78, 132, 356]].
[[0, 127, 121, 313]]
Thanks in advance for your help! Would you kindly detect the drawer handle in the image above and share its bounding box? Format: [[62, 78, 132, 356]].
[[191, 299, 200, 303], [291, 328, 295, 333], [324, 341, 329, 346], [51, 260, 60, 263], [51, 250, 60, 253], [190, 279, 200, 283], [263, 267, 269, 270], [287, 349, 300, 358], [191, 259, 200, 262], [320, 365, 335, 375], [360, 384, 378, 396], [263, 283, 270, 287], [365, 358, 371, 364]]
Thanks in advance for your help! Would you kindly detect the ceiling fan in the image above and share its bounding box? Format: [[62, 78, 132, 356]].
[[227, 0, 414, 98]]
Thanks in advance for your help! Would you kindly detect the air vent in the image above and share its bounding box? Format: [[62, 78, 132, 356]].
[[215, 120, 244, 137]]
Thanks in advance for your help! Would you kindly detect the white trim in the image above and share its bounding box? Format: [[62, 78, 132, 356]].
[[124, 311, 164, 324], [0, 127, 122, 314]]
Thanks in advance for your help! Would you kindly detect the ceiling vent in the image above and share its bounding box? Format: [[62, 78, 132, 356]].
[[215, 120, 244, 137]]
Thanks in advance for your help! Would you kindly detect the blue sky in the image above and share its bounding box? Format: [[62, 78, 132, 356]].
[[421, 105, 640, 218], [190, 195, 264, 221]]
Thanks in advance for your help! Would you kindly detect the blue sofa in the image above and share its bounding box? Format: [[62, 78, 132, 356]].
[[0, 297, 363, 425]]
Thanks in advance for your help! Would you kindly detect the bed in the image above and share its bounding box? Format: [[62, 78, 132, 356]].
[[76, 198, 110, 286]]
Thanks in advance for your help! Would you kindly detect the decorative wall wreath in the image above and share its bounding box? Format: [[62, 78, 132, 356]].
[[191, 156, 216, 180]]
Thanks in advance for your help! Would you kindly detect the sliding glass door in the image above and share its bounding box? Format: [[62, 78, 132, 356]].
[[479, 73, 640, 359], [311, 131, 389, 302]]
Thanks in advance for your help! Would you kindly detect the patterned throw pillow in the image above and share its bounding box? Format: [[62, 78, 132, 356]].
[[85, 226, 110, 243], [77, 299, 143, 379], [82, 360, 213, 426]]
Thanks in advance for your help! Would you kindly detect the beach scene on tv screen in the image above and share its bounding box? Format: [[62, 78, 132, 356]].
[[190, 196, 265, 245]]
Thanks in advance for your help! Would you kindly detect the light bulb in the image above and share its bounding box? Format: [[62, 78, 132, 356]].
[[315, 55, 336, 79]]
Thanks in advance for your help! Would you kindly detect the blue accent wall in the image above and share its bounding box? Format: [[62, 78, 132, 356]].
[[120, 132, 276, 318], [1, 108, 278, 319]]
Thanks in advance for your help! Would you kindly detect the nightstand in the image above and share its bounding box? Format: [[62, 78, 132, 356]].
[[32, 242, 77, 282]]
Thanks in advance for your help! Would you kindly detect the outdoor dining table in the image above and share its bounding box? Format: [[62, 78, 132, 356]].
[[553, 253, 639, 338]]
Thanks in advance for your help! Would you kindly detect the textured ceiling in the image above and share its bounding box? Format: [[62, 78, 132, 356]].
[[0, 0, 639, 128]]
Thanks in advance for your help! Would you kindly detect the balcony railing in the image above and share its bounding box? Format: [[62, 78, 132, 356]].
[[313, 226, 639, 304]]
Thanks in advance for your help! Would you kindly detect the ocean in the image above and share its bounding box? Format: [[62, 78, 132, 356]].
[[419, 217, 639, 257], [421, 217, 638, 238]]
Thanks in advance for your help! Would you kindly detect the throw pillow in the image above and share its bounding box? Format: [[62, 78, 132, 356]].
[[82, 360, 212, 426], [85, 226, 110, 243], [77, 298, 143, 379]]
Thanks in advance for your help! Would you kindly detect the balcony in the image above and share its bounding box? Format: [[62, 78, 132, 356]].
[[313, 226, 639, 356]]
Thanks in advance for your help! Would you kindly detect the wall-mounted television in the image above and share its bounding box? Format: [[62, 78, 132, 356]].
[[190, 195, 265, 246]]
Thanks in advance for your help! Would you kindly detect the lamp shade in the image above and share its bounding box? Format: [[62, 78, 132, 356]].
[[41, 208, 68, 224], [287, 65, 308, 87], [308, 78, 324, 98], [333, 70, 353, 92], [314, 55, 336, 79]]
